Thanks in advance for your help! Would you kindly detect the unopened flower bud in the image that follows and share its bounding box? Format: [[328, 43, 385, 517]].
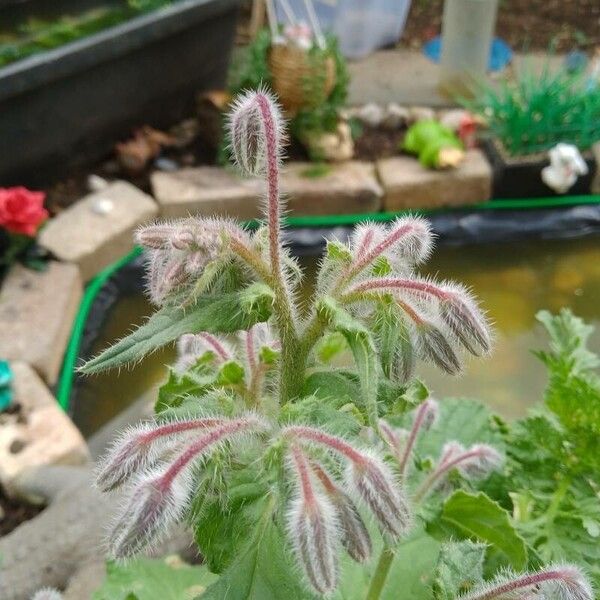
[[418, 321, 462, 375], [459, 564, 593, 600], [288, 445, 339, 595], [228, 89, 284, 177], [346, 452, 412, 542], [457, 444, 503, 479], [439, 285, 491, 356]]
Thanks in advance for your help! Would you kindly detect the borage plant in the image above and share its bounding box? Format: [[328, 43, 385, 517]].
[[83, 91, 592, 600]]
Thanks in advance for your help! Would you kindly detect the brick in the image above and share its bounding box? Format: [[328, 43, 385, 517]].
[[378, 150, 492, 210], [0, 362, 89, 495], [0, 262, 81, 384], [39, 181, 157, 280]]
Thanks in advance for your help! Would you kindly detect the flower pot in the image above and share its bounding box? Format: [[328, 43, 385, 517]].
[[481, 137, 597, 199], [0, 0, 240, 186]]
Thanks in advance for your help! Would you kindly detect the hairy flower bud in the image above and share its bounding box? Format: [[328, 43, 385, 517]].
[[456, 444, 504, 480], [175, 332, 233, 372], [107, 416, 265, 557], [418, 321, 462, 375], [439, 284, 491, 356], [346, 452, 412, 542], [459, 564, 593, 600], [96, 417, 225, 491], [311, 461, 372, 563], [288, 446, 339, 595], [228, 89, 285, 177]]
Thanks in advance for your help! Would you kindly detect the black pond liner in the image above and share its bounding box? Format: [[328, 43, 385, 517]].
[[0, 0, 240, 186], [69, 203, 600, 406]]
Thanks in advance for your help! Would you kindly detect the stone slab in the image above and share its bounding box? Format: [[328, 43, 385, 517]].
[[0, 362, 89, 495], [151, 166, 263, 220], [281, 161, 383, 216], [377, 150, 492, 211], [152, 161, 383, 219], [39, 180, 158, 281], [0, 262, 81, 384]]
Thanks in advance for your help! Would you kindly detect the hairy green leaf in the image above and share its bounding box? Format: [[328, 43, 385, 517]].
[[318, 297, 379, 426], [432, 541, 486, 600], [427, 490, 527, 571], [81, 291, 273, 374], [93, 557, 217, 600]]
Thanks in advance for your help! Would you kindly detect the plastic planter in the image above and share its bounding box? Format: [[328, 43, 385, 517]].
[[482, 137, 597, 199], [0, 0, 239, 185]]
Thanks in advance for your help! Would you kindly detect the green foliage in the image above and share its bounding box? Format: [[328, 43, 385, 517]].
[[81, 290, 273, 374], [93, 556, 217, 600], [484, 309, 600, 586], [0, 1, 172, 67], [432, 541, 486, 600], [462, 66, 600, 156], [427, 490, 528, 572]]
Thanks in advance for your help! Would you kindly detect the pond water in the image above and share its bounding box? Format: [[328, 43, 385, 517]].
[[73, 235, 600, 437]]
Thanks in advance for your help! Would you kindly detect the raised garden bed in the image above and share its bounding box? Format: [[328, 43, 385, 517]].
[[0, 0, 240, 186], [482, 137, 597, 199]]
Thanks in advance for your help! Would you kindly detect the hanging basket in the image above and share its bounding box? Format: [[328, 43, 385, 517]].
[[268, 44, 336, 116]]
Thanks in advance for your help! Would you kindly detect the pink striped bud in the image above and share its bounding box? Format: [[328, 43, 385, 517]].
[[135, 223, 179, 249], [459, 564, 593, 600], [107, 416, 266, 558], [311, 461, 372, 563], [175, 332, 233, 372], [283, 427, 412, 541], [287, 445, 339, 595], [455, 444, 503, 480], [228, 89, 285, 177], [397, 399, 439, 476], [346, 451, 412, 542], [417, 321, 462, 375], [439, 284, 491, 356], [96, 417, 225, 491]]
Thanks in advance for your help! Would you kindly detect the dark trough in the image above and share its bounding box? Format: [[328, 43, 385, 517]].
[[482, 138, 597, 200], [0, 0, 239, 186]]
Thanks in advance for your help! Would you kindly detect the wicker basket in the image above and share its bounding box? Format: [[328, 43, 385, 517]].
[[268, 44, 336, 116]]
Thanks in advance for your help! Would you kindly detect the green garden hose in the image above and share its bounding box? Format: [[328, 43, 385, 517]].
[[56, 195, 600, 411]]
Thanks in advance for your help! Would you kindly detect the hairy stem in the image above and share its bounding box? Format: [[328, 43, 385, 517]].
[[365, 546, 395, 600]]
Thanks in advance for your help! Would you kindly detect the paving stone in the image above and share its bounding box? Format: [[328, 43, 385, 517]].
[[0, 362, 89, 495], [152, 162, 383, 219], [281, 161, 383, 216], [0, 262, 81, 384], [377, 150, 492, 210], [39, 180, 158, 281], [151, 166, 263, 220]]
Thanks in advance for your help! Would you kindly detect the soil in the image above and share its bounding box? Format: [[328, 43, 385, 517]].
[[0, 487, 43, 537], [401, 0, 600, 53]]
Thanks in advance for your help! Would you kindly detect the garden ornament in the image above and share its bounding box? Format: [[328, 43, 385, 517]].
[[541, 143, 589, 194], [403, 119, 465, 169]]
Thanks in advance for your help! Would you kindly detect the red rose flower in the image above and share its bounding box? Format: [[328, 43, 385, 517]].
[[0, 187, 48, 237]]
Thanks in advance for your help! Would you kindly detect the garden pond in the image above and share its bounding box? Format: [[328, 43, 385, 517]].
[[73, 235, 600, 437]]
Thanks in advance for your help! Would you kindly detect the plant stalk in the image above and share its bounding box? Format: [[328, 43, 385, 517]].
[[365, 546, 395, 600]]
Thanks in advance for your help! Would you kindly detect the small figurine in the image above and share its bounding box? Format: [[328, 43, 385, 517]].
[[541, 143, 589, 194], [403, 119, 465, 169]]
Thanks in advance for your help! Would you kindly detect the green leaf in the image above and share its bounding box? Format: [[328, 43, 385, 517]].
[[432, 541, 486, 600], [336, 528, 442, 600], [315, 331, 348, 363], [81, 290, 273, 374], [427, 490, 527, 571], [93, 556, 217, 600], [302, 369, 361, 405], [318, 297, 379, 426], [217, 360, 245, 385], [200, 511, 308, 600]]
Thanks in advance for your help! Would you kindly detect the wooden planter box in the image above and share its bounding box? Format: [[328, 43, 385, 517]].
[[0, 0, 239, 185]]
